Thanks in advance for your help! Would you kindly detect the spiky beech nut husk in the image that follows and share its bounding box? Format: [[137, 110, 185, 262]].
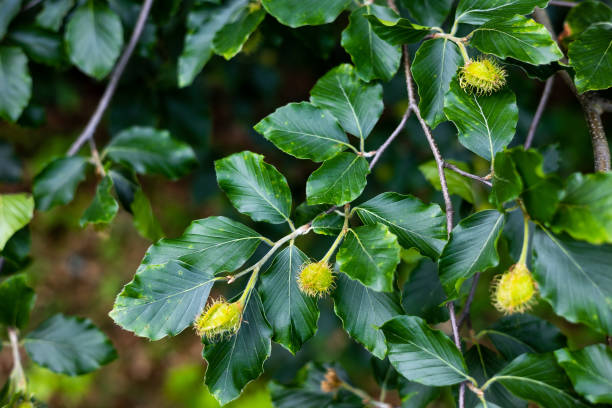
[[297, 261, 334, 297], [492, 263, 537, 314], [321, 368, 342, 393], [459, 57, 507, 95], [194, 298, 242, 340]]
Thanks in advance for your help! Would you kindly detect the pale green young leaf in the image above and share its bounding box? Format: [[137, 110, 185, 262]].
[[212, 7, 265, 60], [419, 160, 475, 204], [0, 193, 33, 251]]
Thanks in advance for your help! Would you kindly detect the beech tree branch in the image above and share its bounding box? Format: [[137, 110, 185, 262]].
[[369, 108, 410, 170], [443, 162, 492, 186], [549, 0, 578, 7], [67, 0, 155, 156], [525, 76, 555, 149]]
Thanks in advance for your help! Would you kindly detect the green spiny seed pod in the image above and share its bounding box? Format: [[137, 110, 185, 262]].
[[459, 57, 507, 95], [297, 261, 334, 297], [194, 298, 242, 340], [491, 263, 537, 314]]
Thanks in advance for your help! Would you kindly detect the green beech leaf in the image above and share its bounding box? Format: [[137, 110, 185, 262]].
[[110, 260, 217, 340], [532, 227, 612, 335], [333, 273, 403, 359], [402, 259, 449, 324], [24, 314, 117, 376], [0, 227, 31, 275], [311, 212, 343, 236], [33, 156, 89, 211], [130, 189, 164, 242], [141, 216, 263, 274], [454, 0, 549, 25], [254, 102, 352, 162], [341, 5, 401, 82], [470, 15, 563, 65], [565, 1, 612, 40], [203, 291, 271, 405], [36, 0, 74, 31], [438, 210, 505, 299], [104, 127, 197, 180], [79, 176, 119, 227], [310, 64, 383, 140], [555, 344, 612, 404], [355, 192, 447, 259], [178, 0, 248, 87], [0, 193, 33, 251], [551, 172, 612, 244], [401, 0, 453, 27], [569, 22, 612, 93], [261, 0, 350, 28], [259, 245, 318, 354], [8, 26, 64, 67], [64, 0, 123, 79], [465, 345, 527, 408], [399, 379, 440, 408], [419, 160, 475, 204], [505, 58, 571, 81], [0, 0, 21, 39], [444, 78, 518, 162], [365, 14, 431, 45], [0, 46, 32, 122], [490, 150, 523, 208], [306, 153, 369, 206], [336, 224, 401, 292], [215, 151, 292, 224], [480, 314, 566, 360], [0, 274, 35, 329], [412, 39, 463, 128], [382, 315, 473, 386], [488, 353, 589, 408], [212, 7, 265, 60]]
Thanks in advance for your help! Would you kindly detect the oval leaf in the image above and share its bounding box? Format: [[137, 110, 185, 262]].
[[261, 0, 350, 28], [306, 152, 369, 206], [0, 46, 32, 122], [33, 156, 89, 211], [555, 344, 612, 404]]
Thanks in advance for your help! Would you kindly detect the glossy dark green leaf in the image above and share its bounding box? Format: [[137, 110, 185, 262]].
[[0, 227, 31, 275], [261, 0, 350, 28], [333, 274, 403, 359], [108, 166, 138, 212], [259, 244, 318, 354], [0, 193, 33, 251], [481, 314, 566, 360], [355, 192, 447, 259], [487, 353, 589, 408], [33, 156, 88, 211], [254, 102, 352, 162], [336, 224, 401, 292], [533, 227, 612, 335], [565, 1, 612, 40], [104, 127, 197, 180], [212, 7, 265, 59], [402, 259, 449, 324], [306, 153, 369, 206], [8, 26, 64, 67], [470, 15, 563, 65], [382, 315, 473, 386], [110, 260, 217, 340], [311, 212, 343, 236], [551, 172, 612, 244], [412, 39, 463, 128], [24, 314, 117, 376], [0, 46, 32, 122], [444, 78, 518, 162], [454, 0, 549, 25], [141, 216, 263, 275], [178, 0, 247, 87], [490, 150, 522, 208], [310, 64, 383, 140], [203, 291, 271, 405], [0, 274, 35, 329], [215, 151, 292, 224], [64, 0, 123, 79], [569, 22, 612, 93], [401, 0, 453, 27], [341, 5, 401, 82], [79, 176, 119, 227], [0, 0, 21, 39], [365, 14, 430, 45], [438, 210, 505, 299], [35, 0, 74, 31], [419, 159, 475, 204], [130, 189, 164, 242], [555, 344, 612, 404]]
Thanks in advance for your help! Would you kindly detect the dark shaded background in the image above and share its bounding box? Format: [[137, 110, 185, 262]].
[[0, 2, 609, 407]]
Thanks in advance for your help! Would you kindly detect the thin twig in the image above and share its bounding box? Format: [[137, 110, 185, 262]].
[[443, 162, 492, 187], [22, 0, 43, 10], [67, 0, 155, 156], [369, 107, 410, 170], [458, 273, 480, 327], [525, 76, 554, 149], [549, 0, 578, 7], [8, 328, 26, 392]]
